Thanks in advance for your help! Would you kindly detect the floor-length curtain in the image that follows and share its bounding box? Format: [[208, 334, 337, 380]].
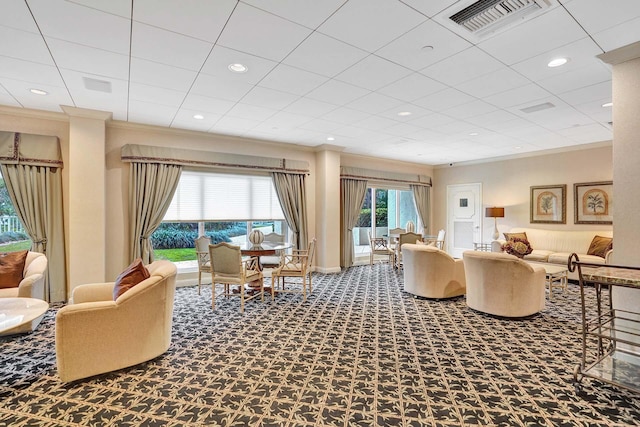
[[129, 162, 182, 264], [411, 184, 431, 235], [271, 172, 308, 251], [1, 164, 66, 302], [341, 178, 368, 268]]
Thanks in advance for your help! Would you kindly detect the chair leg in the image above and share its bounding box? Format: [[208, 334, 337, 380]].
[[302, 276, 307, 302], [198, 271, 201, 294], [240, 285, 245, 313], [260, 277, 264, 302], [270, 275, 275, 300], [211, 282, 215, 309]]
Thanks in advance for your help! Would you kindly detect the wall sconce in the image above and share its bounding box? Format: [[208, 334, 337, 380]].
[[485, 207, 505, 240]]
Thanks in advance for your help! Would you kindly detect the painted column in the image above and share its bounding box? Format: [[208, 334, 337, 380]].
[[62, 106, 111, 296], [314, 146, 342, 274]]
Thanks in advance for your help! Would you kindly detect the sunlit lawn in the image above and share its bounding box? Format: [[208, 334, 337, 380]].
[[0, 240, 32, 252], [153, 248, 196, 262]]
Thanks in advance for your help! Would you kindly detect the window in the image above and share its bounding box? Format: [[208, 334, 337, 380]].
[[0, 171, 31, 252]]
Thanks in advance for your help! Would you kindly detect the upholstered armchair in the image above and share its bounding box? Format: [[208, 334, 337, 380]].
[[402, 244, 465, 299], [395, 232, 422, 269], [0, 251, 48, 300], [55, 260, 177, 382], [462, 251, 546, 318]]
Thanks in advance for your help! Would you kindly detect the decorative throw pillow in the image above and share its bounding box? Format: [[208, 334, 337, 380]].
[[113, 258, 150, 300], [504, 232, 527, 242], [587, 236, 613, 258], [0, 250, 28, 289]]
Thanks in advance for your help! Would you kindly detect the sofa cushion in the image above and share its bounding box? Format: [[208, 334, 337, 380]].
[[504, 232, 527, 242], [113, 258, 150, 300], [0, 250, 28, 289], [587, 235, 613, 258], [524, 250, 554, 262]]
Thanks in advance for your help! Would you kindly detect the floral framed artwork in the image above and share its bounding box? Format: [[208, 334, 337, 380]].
[[530, 184, 566, 224], [574, 181, 613, 224]]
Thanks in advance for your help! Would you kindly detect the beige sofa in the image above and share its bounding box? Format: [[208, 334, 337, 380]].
[[491, 227, 612, 279], [402, 243, 466, 299], [55, 260, 177, 382], [463, 251, 546, 318], [0, 251, 48, 300]]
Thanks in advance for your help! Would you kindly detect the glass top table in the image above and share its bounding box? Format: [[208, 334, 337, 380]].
[[0, 297, 49, 336]]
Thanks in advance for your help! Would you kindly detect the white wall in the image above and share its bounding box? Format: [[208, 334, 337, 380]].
[[433, 145, 613, 242]]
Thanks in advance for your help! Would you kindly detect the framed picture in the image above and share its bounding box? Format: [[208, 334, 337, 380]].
[[574, 181, 613, 224], [530, 184, 566, 224]]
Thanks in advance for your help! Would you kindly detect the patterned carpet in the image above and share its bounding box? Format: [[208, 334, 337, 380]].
[[1, 263, 640, 426]]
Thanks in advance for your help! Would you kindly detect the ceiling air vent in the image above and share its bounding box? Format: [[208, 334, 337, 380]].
[[520, 102, 555, 114], [449, 0, 552, 37]]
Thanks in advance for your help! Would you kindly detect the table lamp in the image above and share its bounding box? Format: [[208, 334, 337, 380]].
[[485, 207, 505, 240]]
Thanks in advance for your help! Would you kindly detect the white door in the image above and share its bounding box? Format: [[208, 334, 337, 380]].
[[447, 183, 482, 258]]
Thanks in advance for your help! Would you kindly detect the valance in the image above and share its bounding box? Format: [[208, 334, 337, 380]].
[[0, 131, 63, 167], [121, 144, 309, 174], [340, 166, 431, 186]]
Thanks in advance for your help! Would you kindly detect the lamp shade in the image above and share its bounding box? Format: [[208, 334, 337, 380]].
[[485, 207, 505, 218]]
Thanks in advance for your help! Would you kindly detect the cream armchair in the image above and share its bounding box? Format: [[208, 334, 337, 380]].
[[402, 244, 465, 299], [0, 251, 48, 300], [462, 251, 545, 318], [55, 260, 177, 382]]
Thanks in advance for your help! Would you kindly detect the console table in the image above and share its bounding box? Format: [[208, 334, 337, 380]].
[[569, 254, 640, 393]]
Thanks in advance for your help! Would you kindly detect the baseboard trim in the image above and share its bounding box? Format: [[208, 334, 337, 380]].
[[314, 266, 341, 274]]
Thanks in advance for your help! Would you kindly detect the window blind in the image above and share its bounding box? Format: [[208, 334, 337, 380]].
[[164, 171, 285, 221]]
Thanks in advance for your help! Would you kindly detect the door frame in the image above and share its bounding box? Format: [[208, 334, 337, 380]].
[[446, 183, 483, 258]]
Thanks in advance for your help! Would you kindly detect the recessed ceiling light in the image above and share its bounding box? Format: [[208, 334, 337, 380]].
[[228, 63, 248, 73], [514, 146, 522, 149], [602, 102, 613, 108], [29, 88, 48, 95], [469, 132, 479, 136], [397, 111, 412, 116], [327, 136, 335, 141], [421, 45, 434, 52], [193, 114, 204, 120], [547, 57, 568, 68]]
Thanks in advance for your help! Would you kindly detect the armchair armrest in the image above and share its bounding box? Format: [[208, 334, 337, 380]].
[[17, 273, 45, 299], [605, 249, 614, 264], [491, 239, 506, 253], [71, 282, 115, 304]]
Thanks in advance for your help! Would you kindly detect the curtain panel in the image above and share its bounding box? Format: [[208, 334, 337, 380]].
[[411, 184, 431, 235], [271, 172, 308, 251], [0, 131, 66, 302], [340, 178, 368, 268], [129, 162, 182, 264]]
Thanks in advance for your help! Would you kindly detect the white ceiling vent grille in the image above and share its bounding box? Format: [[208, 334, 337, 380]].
[[449, 0, 551, 37]]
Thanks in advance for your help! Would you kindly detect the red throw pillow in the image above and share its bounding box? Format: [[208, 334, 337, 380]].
[[112, 258, 150, 300], [0, 250, 28, 289], [587, 236, 613, 258]]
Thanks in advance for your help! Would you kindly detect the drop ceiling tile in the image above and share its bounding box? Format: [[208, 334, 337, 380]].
[[226, 103, 277, 121], [283, 97, 338, 117], [421, 47, 505, 86], [564, 0, 640, 34], [510, 37, 605, 82], [255, 111, 313, 131], [441, 100, 496, 120], [558, 81, 611, 106], [0, 56, 65, 87], [28, 0, 131, 54], [557, 123, 612, 143], [133, 0, 235, 42], [591, 16, 640, 52], [464, 110, 521, 128], [352, 115, 399, 131], [241, 0, 346, 29], [413, 88, 474, 111], [477, 7, 586, 65], [128, 99, 178, 127], [200, 45, 278, 85], [321, 107, 371, 124], [383, 122, 425, 137], [0, 26, 53, 65], [48, 39, 129, 80], [298, 119, 342, 133], [398, 0, 459, 18], [213, 116, 261, 132], [524, 106, 594, 131], [241, 86, 299, 110], [0, 91, 21, 108], [257, 64, 328, 96], [190, 73, 253, 102], [1, 0, 41, 33], [306, 79, 370, 105], [217, 2, 312, 62], [129, 82, 186, 107], [432, 120, 476, 135], [131, 22, 212, 71], [456, 67, 530, 99], [376, 20, 472, 71], [407, 112, 455, 128], [318, 0, 426, 52], [378, 73, 446, 102], [181, 93, 236, 115], [483, 84, 551, 109], [59, 69, 128, 117], [573, 98, 612, 122], [67, 0, 132, 18], [346, 92, 404, 115], [171, 119, 215, 132], [172, 108, 221, 128], [0, 77, 72, 111], [283, 32, 368, 78], [336, 55, 412, 91], [378, 103, 431, 121], [536, 62, 611, 95], [130, 57, 197, 92]]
